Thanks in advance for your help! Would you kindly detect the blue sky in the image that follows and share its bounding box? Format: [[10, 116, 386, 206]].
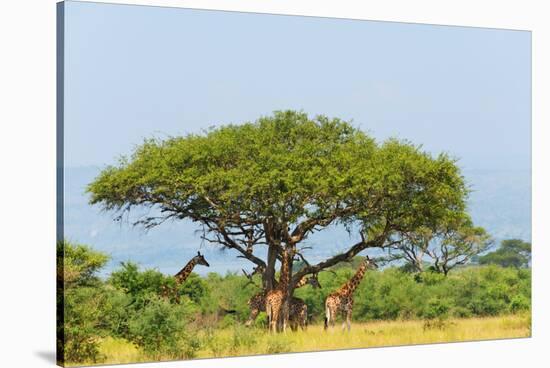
[[61, 1, 531, 274], [64, 1, 531, 171]]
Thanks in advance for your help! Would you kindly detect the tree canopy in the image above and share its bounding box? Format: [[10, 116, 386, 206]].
[[476, 239, 531, 268], [387, 220, 492, 275], [88, 110, 474, 290]]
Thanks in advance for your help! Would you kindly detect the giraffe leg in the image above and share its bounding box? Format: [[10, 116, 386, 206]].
[[301, 305, 308, 331], [341, 310, 347, 331], [245, 308, 259, 327], [282, 302, 289, 333], [346, 309, 352, 331], [346, 300, 354, 331], [266, 302, 273, 332], [270, 307, 279, 333], [324, 304, 331, 330]]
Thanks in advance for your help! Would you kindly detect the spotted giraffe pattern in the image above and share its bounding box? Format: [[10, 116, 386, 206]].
[[265, 248, 293, 332], [288, 297, 308, 331], [161, 251, 209, 303], [324, 256, 377, 331], [245, 274, 320, 327]]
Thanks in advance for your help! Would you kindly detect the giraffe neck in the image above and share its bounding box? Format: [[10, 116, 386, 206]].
[[295, 276, 308, 289], [339, 259, 368, 296], [277, 248, 291, 292], [174, 259, 197, 284]]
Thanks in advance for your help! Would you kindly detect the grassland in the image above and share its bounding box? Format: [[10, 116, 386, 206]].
[[90, 314, 530, 366]]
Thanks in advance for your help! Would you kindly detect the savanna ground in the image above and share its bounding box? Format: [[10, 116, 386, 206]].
[[93, 315, 530, 366]]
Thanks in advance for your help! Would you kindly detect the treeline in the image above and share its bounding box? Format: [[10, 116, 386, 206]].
[[57, 240, 531, 364]]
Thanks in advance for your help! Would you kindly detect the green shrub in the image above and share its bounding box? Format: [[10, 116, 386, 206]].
[[509, 295, 530, 313], [126, 295, 196, 359], [58, 240, 109, 364], [254, 313, 268, 328], [63, 287, 107, 363], [219, 314, 237, 329], [422, 297, 451, 320]]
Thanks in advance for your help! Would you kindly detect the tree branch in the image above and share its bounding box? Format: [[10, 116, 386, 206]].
[[291, 233, 395, 284]]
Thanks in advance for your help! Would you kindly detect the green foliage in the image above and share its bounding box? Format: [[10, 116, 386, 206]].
[[476, 239, 532, 268], [392, 223, 492, 275], [63, 286, 108, 364], [228, 326, 259, 352], [108, 262, 208, 307], [59, 239, 109, 288], [509, 295, 530, 313], [178, 273, 209, 305], [106, 262, 201, 358], [126, 296, 198, 359], [58, 240, 110, 364], [58, 240, 531, 363], [205, 272, 260, 321], [59, 242, 205, 363], [422, 297, 451, 320], [297, 262, 531, 322], [87, 111, 472, 283]]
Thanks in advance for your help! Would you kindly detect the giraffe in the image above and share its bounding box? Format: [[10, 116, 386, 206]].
[[174, 251, 210, 283], [324, 256, 377, 331], [244, 273, 320, 328], [161, 251, 209, 302], [288, 297, 308, 331], [265, 248, 293, 332]]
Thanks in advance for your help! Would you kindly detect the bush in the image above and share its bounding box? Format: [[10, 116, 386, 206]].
[[109, 262, 177, 304], [422, 297, 451, 320], [509, 295, 530, 313], [63, 287, 106, 363], [206, 272, 259, 321], [58, 240, 109, 364], [310, 263, 531, 323], [126, 295, 196, 359]]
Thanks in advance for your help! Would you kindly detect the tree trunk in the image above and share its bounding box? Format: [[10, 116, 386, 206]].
[[264, 244, 278, 291]]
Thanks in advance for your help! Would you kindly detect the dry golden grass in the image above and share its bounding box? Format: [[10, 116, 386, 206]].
[[93, 314, 530, 366]]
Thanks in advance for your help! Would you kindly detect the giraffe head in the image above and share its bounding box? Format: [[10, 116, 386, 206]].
[[192, 251, 210, 267], [365, 256, 378, 270], [306, 273, 322, 289]]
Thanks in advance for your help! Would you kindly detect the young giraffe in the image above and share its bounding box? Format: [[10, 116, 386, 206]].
[[245, 274, 320, 328], [288, 274, 321, 330], [324, 256, 377, 331], [288, 297, 308, 331], [265, 248, 293, 332], [161, 251, 210, 302]]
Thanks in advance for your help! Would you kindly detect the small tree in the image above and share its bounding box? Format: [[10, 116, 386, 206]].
[[387, 219, 491, 275], [476, 239, 531, 268]]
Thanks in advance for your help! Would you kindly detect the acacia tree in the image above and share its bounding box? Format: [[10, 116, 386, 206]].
[[387, 219, 492, 275], [88, 110, 472, 322], [476, 239, 531, 268]]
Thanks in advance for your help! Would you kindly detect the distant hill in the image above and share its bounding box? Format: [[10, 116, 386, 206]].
[[62, 166, 531, 276]]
